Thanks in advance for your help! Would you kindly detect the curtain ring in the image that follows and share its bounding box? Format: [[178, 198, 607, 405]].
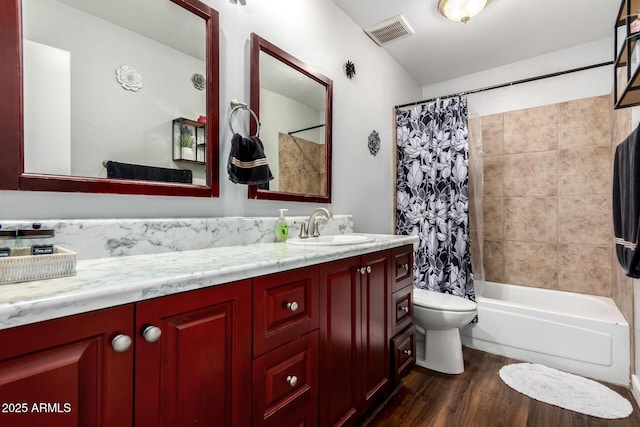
[[229, 105, 260, 137]]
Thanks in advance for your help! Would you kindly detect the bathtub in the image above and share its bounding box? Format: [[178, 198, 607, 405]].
[[460, 281, 630, 386]]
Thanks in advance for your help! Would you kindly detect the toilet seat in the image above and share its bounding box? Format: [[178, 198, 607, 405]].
[[413, 288, 476, 312]]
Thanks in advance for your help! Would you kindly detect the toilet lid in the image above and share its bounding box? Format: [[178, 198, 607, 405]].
[[413, 288, 477, 312]]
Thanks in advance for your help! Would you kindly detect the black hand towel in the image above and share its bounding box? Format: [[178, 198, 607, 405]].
[[613, 124, 640, 278], [227, 133, 274, 185], [106, 161, 193, 184]]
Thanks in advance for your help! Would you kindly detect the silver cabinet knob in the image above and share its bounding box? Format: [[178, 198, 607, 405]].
[[142, 325, 162, 343], [401, 263, 409, 271], [111, 334, 132, 353], [359, 267, 366, 275], [286, 301, 299, 312], [403, 349, 412, 356], [366, 266, 372, 274], [286, 375, 298, 387], [399, 306, 409, 313]]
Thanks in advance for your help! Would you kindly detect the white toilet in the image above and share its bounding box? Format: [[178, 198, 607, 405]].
[[412, 288, 477, 374]]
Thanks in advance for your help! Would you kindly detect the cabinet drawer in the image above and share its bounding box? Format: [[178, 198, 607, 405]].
[[254, 267, 320, 357], [391, 284, 413, 337], [391, 324, 416, 384], [252, 330, 319, 427], [392, 245, 413, 293]]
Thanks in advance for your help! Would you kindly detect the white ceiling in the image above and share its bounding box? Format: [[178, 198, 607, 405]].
[[332, 0, 620, 86]]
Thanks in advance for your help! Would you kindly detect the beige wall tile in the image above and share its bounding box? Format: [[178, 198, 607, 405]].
[[558, 146, 611, 196], [483, 156, 503, 198], [558, 244, 612, 296], [558, 96, 612, 150], [612, 107, 631, 152], [503, 151, 557, 197], [504, 104, 558, 154], [483, 240, 503, 282], [612, 247, 634, 324], [503, 242, 558, 289], [481, 114, 504, 157], [558, 196, 613, 246], [503, 198, 557, 243], [483, 198, 503, 241]]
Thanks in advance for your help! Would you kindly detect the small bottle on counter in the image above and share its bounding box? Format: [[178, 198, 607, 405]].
[[0, 227, 16, 257], [16, 223, 55, 255]]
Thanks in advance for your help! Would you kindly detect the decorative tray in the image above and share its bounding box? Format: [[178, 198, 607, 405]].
[[0, 247, 77, 285]]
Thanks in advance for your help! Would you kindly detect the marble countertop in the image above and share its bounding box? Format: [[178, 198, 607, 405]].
[[0, 234, 418, 330]]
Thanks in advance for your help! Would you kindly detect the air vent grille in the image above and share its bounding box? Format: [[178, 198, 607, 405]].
[[364, 15, 415, 46]]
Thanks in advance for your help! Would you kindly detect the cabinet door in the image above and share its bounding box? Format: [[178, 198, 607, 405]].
[[134, 280, 252, 427], [319, 257, 361, 427], [359, 250, 391, 409], [0, 305, 134, 427]]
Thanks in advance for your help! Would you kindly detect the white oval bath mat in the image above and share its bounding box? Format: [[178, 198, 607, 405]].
[[498, 363, 633, 419]]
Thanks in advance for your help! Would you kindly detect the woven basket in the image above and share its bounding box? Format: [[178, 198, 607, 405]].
[[0, 247, 77, 285]]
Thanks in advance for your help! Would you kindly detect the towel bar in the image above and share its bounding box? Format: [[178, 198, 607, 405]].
[[229, 99, 260, 137]]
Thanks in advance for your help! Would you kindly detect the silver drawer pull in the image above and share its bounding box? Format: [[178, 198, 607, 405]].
[[286, 301, 299, 312], [403, 349, 412, 356], [111, 334, 132, 353], [286, 375, 298, 387], [398, 306, 409, 313]]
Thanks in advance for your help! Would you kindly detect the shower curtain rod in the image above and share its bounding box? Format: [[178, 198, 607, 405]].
[[288, 123, 325, 135], [395, 61, 613, 109]]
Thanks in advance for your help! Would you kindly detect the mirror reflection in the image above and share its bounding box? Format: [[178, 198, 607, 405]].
[[259, 53, 326, 195], [250, 33, 333, 203], [22, 0, 208, 185]]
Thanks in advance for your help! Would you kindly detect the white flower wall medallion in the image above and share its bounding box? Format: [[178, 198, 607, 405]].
[[368, 130, 380, 155], [116, 65, 143, 92], [192, 73, 206, 91]]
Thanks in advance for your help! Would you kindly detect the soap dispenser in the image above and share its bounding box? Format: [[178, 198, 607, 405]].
[[275, 209, 289, 242]]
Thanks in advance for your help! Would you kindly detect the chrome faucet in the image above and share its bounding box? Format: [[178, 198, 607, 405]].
[[306, 208, 333, 238]]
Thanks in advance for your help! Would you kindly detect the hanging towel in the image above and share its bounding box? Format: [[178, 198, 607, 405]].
[[613, 124, 640, 278], [227, 133, 274, 185], [106, 161, 192, 184]]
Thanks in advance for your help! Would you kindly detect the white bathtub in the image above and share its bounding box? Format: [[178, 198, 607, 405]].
[[460, 281, 630, 386]]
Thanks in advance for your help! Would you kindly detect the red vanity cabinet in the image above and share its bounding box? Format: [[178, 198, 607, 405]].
[[0, 280, 252, 427], [390, 245, 416, 385], [318, 250, 392, 427], [134, 280, 252, 427], [0, 244, 414, 427], [252, 267, 320, 427], [0, 304, 135, 427]]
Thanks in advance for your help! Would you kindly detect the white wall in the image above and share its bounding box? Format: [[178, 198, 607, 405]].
[[423, 38, 613, 116], [23, 40, 71, 176], [0, 0, 421, 233]]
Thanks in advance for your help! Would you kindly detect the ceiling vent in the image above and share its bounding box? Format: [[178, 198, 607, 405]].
[[364, 15, 415, 46]]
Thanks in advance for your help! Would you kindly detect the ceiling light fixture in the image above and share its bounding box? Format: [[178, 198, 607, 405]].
[[438, 0, 491, 23]]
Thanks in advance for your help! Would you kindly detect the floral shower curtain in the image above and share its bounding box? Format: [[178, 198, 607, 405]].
[[395, 96, 475, 303]]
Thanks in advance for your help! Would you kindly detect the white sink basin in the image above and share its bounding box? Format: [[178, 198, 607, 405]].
[[287, 234, 374, 246]]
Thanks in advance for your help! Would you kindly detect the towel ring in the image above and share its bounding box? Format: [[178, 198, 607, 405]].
[[229, 99, 260, 137]]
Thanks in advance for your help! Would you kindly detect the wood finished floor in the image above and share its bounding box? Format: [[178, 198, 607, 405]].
[[365, 347, 640, 427]]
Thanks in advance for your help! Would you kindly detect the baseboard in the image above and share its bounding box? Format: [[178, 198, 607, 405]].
[[632, 374, 640, 406]]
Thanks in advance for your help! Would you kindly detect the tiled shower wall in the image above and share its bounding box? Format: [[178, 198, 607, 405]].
[[477, 95, 624, 298]]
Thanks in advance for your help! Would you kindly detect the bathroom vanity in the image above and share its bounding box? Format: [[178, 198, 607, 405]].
[[0, 235, 416, 427]]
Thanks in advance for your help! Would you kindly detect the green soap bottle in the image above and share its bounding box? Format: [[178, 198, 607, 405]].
[[275, 209, 289, 242]]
